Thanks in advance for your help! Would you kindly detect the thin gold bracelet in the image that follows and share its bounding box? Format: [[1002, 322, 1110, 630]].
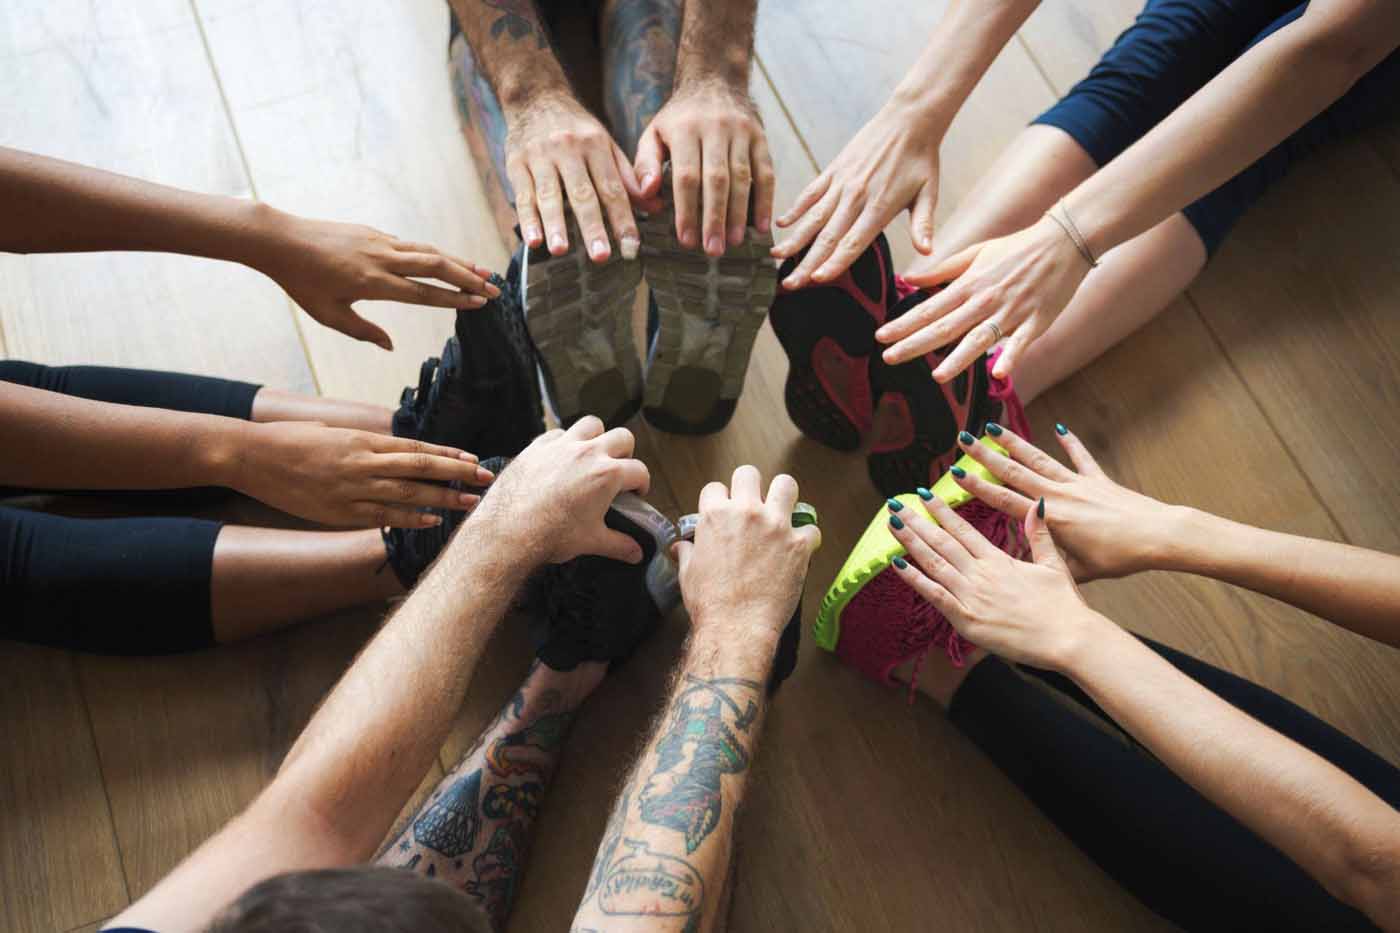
[[1046, 200, 1099, 268]]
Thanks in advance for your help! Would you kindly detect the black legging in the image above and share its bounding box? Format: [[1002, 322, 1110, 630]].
[[950, 636, 1399, 931], [1, 361, 262, 654]]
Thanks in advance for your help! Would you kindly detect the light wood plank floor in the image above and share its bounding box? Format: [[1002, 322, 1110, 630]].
[[3, 2, 1398, 931]]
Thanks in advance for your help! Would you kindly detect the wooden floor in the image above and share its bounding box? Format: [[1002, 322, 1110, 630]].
[[3, 1, 1399, 930]]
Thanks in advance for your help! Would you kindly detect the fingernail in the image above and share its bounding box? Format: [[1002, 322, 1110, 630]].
[[892, 556, 908, 570], [1056, 422, 1069, 436], [590, 238, 609, 260], [729, 226, 744, 246], [889, 514, 904, 530], [640, 171, 655, 189], [757, 217, 772, 234], [680, 228, 697, 248], [916, 487, 933, 501], [620, 235, 640, 260], [484, 281, 501, 297], [549, 232, 566, 253], [380, 340, 394, 352], [458, 492, 474, 504], [476, 468, 494, 482], [705, 234, 723, 256], [467, 295, 487, 306], [958, 431, 976, 446], [524, 226, 542, 245], [985, 421, 1003, 437], [424, 514, 442, 527], [886, 497, 903, 512], [785, 273, 805, 290], [1037, 497, 1046, 519], [950, 465, 966, 479]]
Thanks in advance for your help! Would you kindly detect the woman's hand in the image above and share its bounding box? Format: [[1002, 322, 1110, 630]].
[[876, 215, 1089, 382], [887, 490, 1109, 671], [229, 421, 492, 529], [948, 425, 1184, 581], [251, 209, 500, 351], [772, 98, 942, 289]]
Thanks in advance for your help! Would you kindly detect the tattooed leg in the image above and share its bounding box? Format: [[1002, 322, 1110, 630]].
[[450, 31, 520, 248], [379, 660, 605, 932], [601, 0, 682, 157]]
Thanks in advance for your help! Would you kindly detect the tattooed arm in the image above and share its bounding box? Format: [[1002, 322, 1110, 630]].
[[572, 466, 820, 932], [378, 660, 606, 932], [449, 0, 645, 261], [633, 0, 775, 255]]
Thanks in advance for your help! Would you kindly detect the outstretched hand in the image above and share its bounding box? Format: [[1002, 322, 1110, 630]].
[[876, 216, 1089, 382], [253, 210, 500, 350], [886, 488, 1107, 671]]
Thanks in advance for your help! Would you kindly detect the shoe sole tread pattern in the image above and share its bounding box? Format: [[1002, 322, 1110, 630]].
[[522, 214, 644, 429], [638, 208, 778, 434]]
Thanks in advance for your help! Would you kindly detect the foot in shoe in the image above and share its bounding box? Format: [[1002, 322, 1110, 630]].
[[520, 216, 644, 430], [866, 289, 1030, 498], [392, 265, 545, 459], [639, 188, 778, 435], [769, 233, 897, 451]]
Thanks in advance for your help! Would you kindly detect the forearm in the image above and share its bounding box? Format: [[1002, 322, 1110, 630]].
[[572, 625, 776, 932], [448, 0, 570, 114], [673, 0, 758, 91], [1154, 507, 1400, 647], [0, 381, 244, 490], [1065, 620, 1400, 923], [0, 146, 284, 262], [1065, 4, 1400, 256], [377, 661, 598, 932]]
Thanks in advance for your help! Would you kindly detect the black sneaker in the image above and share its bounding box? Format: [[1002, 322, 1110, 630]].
[[518, 490, 680, 671], [380, 456, 505, 589], [392, 265, 545, 460]]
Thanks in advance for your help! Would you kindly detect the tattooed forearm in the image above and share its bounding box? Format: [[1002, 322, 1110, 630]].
[[675, 0, 757, 89], [485, 0, 546, 49], [449, 0, 567, 111], [603, 0, 682, 156], [379, 663, 581, 931]]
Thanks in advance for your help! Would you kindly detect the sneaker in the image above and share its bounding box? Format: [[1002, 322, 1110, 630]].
[[392, 265, 545, 459], [638, 175, 778, 434], [769, 233, 897, 451], [520, 217, 644, 429], [813, 450, 1027, 694], [517, 486, 680, 671], [380, 456, 506, 589], [865, 288, 1027, 499]]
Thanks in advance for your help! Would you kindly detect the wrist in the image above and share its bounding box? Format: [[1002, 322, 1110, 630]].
[[201, 417, 254, 491], [1046, 608, 1120, 676], [499, 76, 574, 120], [1139, 503, 1198, 573], [532, 660, 607, 707], [687, 610, 785, 673], [225, 199, 295, 274]]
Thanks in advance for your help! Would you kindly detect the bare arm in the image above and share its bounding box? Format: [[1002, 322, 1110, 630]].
[[774, 0, 1040, 282], [889, 496, 1400, 929], [0, 146, 496, 347]]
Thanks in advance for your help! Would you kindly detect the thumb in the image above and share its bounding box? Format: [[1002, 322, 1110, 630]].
[[597, 528, 645, 565], [633, 128, 666, 200], [322, 304, 393, 351], [673, 538, 693, 576], [909, 182, 937, 255], [903, 241, 978, 288], [1024, 498, 1069, 573]]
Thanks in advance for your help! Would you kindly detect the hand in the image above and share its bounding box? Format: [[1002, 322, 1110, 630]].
[[251, 208, 500, 351], [505, 91, 646, 262], [773, 98, 941, 288], [634, 81, 776, 256], [875, 215, 1089, 382], [675, 466, 822, 643], [948, 425, 1184, 581], [472, 416, 652, 565], [230, 422, 491, 528], [887, 489, 1109, 671]]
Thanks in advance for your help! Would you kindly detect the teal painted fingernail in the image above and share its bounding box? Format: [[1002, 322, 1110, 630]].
[[950, 465, 966, 479], [889, 514, 904, 530], [958, 430, 976, 446], [985, 421, 1003, 436], [1056, 422, 1069, 436], [886, 498, 904, 512], [1037, 497, 1046, 518], [892, 556, 908, 570], [916, 486, 933, 501]]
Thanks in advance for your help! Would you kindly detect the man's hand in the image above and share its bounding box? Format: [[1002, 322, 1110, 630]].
[[676, 466, 821, 642], [472, 415, 652, 565], [506, 91, 647, 262], [249, 208, 500, 351], [229, 422, 490, 528], [635, 82, 775, 256]]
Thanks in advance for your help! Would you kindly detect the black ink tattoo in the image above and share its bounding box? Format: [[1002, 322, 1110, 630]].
[[467, 822, 529, 927], [600, 838, 705, 926], [585, 788, 631, 901], [604, 0, 682, 154], [639, 676, 759, 853], [485, 690, 571, 779], [486, 0, 547, 49], [412, 768, 483, 857]]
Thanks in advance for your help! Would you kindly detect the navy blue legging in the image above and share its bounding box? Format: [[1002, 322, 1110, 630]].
[[952, 638, 1399, 931], [1034, 0, 1400, 255], [1, 361, 261, 653]]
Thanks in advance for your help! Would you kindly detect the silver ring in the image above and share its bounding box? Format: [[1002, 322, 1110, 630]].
[[985, 320, 1003, 343]]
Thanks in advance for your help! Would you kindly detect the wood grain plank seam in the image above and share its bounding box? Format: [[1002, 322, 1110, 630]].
[[1182, 287, 1353, 544], [186, 0, 325, 397], [754, 55, 823, 177], [1013, 31, 1064, 98], [71, 652, 134, 914]]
